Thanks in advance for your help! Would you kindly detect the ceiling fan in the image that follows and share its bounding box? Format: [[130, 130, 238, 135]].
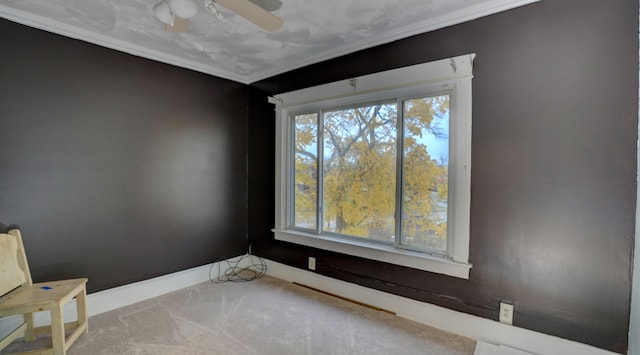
[[152, 0, 283, 33]]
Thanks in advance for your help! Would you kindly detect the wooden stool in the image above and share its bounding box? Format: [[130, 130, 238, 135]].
[[0, 228, 88, 355]]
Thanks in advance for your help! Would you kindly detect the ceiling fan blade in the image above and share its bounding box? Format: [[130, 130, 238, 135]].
[[216, 0, 283, 32], [166, 16, 190, 32]]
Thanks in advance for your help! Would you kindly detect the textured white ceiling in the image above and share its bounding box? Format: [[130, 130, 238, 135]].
[[0, 0, 538, 83]]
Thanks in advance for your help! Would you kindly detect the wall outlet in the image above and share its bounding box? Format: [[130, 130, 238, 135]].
[[499, 302, 514, 325], [308, 257, 316, 270]]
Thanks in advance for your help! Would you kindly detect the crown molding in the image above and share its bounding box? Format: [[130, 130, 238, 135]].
[[0, 0, 540, 85], [246, 0, 542, 82], [0, 5, 251, 84]]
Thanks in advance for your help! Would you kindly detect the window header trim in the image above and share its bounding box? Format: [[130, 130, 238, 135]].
[[275, 54, 475, 110]]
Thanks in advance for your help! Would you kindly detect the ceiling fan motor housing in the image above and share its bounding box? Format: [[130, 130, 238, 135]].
[[168, 0, 198, 19]]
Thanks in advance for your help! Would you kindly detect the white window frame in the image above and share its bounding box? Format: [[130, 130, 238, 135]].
[[272, 54, 475, 279]]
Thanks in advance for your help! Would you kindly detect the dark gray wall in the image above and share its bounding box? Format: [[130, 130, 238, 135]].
[[249, 1, 638, 353], [0, 19, 248, 293]]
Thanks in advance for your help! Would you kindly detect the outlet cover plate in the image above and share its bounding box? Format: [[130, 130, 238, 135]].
[[500, 302, 514, 325]]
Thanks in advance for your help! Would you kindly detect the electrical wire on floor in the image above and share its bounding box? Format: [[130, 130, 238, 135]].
[[208, 245, 267, 283]]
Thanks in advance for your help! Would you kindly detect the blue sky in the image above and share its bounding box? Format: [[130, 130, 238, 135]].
[[421, 110, 449, 164]]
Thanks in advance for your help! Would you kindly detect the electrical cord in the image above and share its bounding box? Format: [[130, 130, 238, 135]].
[[208, 245, 267, 283]]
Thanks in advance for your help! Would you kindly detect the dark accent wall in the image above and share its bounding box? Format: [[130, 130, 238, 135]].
[[249, 1, 637, 353], [0, 19, 248, 293]]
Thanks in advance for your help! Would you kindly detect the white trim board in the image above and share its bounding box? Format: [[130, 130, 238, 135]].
[[0, 261, 221, 340], [247, 0, 541, 83], [0, 1, 540, 84], [273, 54, 474, 279], [265, 259, 619, 355], [0, 256, 621, 355], [0, 5, 248, 84]]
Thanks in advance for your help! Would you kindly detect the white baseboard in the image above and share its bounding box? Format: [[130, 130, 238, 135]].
[[264, 259, 619, 355], [0, 257, 622, 355], [86, 262, 215, 316], [0, 261, 221, 339]]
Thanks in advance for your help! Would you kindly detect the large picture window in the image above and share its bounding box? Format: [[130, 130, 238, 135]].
[[274, 54, 474, 279]]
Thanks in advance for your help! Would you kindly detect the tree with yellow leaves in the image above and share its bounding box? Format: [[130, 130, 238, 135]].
[[293, 95, 449, 251]]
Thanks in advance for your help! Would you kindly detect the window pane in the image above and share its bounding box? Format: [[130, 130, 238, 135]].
[[293, 113, 318, 229], [401, 95, 449, 251], [323, 103, 397, 243]]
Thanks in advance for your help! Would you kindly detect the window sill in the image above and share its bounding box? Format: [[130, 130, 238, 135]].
[[273, 229, 471, 279]]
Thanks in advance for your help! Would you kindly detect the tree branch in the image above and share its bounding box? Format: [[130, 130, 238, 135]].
[[295, 148, 317, 161]]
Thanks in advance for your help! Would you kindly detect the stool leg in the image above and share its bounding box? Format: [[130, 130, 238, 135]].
[[51, 303, 65, 355], [23, 312, 35, 342], [77, 286, 88, 334]]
